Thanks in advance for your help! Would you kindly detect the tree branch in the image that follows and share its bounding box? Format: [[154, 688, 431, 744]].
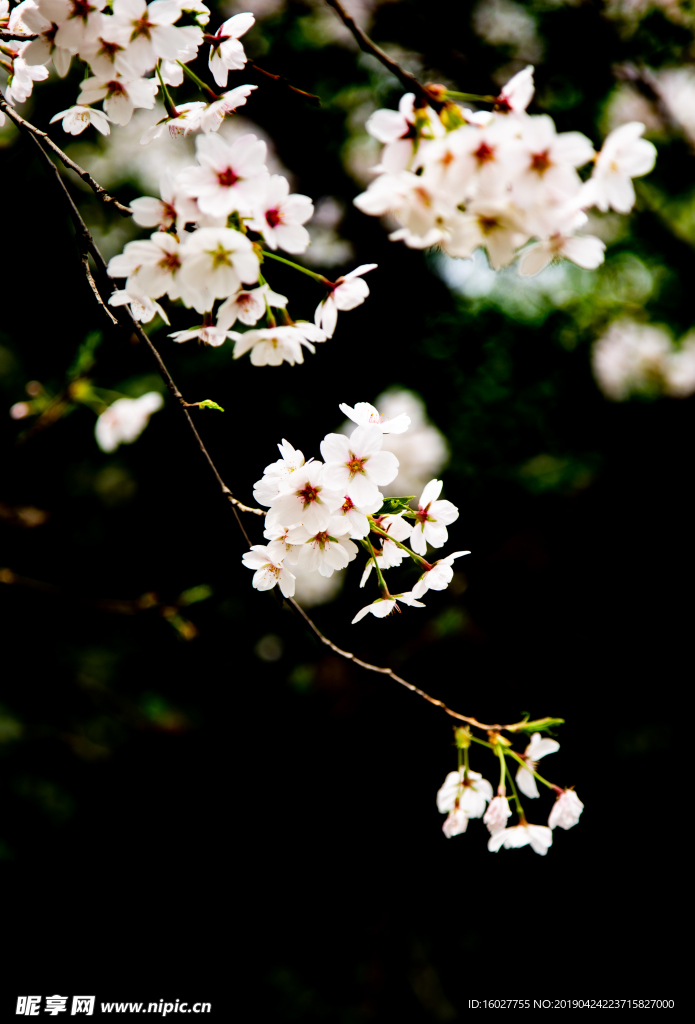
[[247, 61, 321, 105], [20, 106, 531, 736], [323, 0, 444, 111], [0, 91, 133, 216]]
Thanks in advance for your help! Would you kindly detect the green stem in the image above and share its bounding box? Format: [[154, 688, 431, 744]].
[[262, 251, 332, 286], [156, 62, 178, 118], [360, 539, 390, 598], [463, 744, 470, 782], [177, 60, 220, 102], [444, 90, 497, 103], [507, 749, 558, 792], [504, 758, 524, 818], [369, 523, 431, 569]]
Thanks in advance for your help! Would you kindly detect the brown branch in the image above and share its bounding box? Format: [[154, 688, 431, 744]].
[[0, 31, 38, 41], [19, 105, 531, 736], [0, 91, 132, 215], [324, 0, 444, 111], [247, 61, 321, 105]]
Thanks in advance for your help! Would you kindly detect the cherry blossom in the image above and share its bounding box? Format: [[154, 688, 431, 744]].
[[40, 0, 106, 54], [314, 265, 377, 339], [436, 768, 492, 819], [496, 64, 534, 114], [584, 121, 657, 213], [178, 133, 269, 218], [329, 492, 383, 541], [248, 175, 313, 254], [442, 808, 469, 838], [410, 479, 459, 556], [411, 551, 470, 600], [548, 789, 584, 830], [266, 463, 338, 533], [286, 521, 359, 577], [4, 44, 49, 105], [78, 72, 158, 126], [128, 170, 198, 231], [49, 104, 112, 135], [253, 439, 305, 506], [515, 732, 560, 799], [199, 83, 257, 134], [241, 545, 295, 598], [178, 226, 260, 312], [104, 0, 199, 76], [168, 325, 234, 346], [339, 401, 410, 435], [216, 284, 287, 329], [231, 323, 325, 367], [108, 290, 169, 324], [488, 822, 553, 856], [108, 232, 184, 301], [140, 102, 206, 143], [20, 4, 73, 76], [483, 795, 512, 834], [95, 392, 163, 452], [351, 591, 425, 624], [321, 424, 398, 506], [207, 12, 254, 88]]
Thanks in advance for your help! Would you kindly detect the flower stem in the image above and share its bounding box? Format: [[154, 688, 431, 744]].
[[507, 749, 558, 792], [368, 523, 431, 569], [262, 250, 332, 286], [360, 539, 390, 598], [504, 758, 525, 818], [463, 744, 470, 782], [444, 90, 497, 103], [156, 62, 179, 117], [177, 60, 220, 101]]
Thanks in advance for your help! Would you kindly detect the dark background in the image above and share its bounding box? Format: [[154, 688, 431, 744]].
[[1, 0, 688, 1016]]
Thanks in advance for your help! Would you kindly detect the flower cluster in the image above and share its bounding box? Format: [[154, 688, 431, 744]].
[[0, 0, 260, 143], [437, 728, 583, 855], [592, 319, 695, 401], [354, 67, 657, 276], [105, 135, 375, 363], [243, 400, 469, 621]]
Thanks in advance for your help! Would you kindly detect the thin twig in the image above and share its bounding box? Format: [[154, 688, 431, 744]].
[[20, 108, 529, 735], [0, 91, 132, 215], [81, 253, 119, 325], [247, 61, 321, 105], [324, 0, 444, 110], [0, 31, 38, 41]]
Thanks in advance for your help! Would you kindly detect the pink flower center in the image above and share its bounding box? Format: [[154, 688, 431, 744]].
[[474, 141, 495, 164], [298, 484, 319, 507], [158, 251, 181, 272], [341, 495, 355, 513], [415, 505, 432, 525], [266, 208, 283, 227], [106, 80, 127, 97], [530, 149, 551, 174], [71, 0, 96, 20], [217, 167, 239, 188]]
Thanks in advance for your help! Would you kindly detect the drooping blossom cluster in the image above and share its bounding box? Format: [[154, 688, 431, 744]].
[[104, 135, 376, 364], [243, 399, 469, 621], [354, 66, 657, 276], [0, 0, 260, 142], [437, 727, 583, 855], [592, 319, 695, 401]]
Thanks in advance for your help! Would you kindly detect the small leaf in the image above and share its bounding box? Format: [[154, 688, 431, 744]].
[[177, 584, 213, 606], [508, 717, 565, 734], [375, 496, 416, 517], [198, 399, 225, 412]]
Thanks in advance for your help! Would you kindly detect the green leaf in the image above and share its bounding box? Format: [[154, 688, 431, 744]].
[[375, 496, 416, 517], [198, 399, 225, 412], [177, 584, 213, 606], [508, 716, 565, 734]]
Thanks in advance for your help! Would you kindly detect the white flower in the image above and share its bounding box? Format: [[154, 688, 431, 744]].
[[108, 290, 169, 324], [38, 0, 105, 54], [20, 4, 73, 76], [591, 319, 673, 401], [248, 175, 313, 254], [338, 401, 410, 435], [314, 264, 377, 338], [78, 73, 158, 126], [168, 325, 233, 347], [374, 513, 413, 568], [95, 392, 163, 452], [331, 491, 383, 540], [128, 170, 199, 232], [584, 122, 657, 213], [444, 200, 528, 270], [366, 93, 415, 144], [231, 323, 325, 367], [436, 768, 493, 819], [77, 25, 133, 79], [442, 808, 469, 838], [263, 529, 302, 566], [110, 232, 183, 301], [140, 102, 206, 143], [519, 230, 605, 276], [207, 12, 254, 88], [351, 591, 425, 624], [320, 424, 398, 506], [286, 520, 359, 577], [497, 65, 535, 114], [515, 732, 560, 799], [104, 0, 199, 76], [488, 823, 553, 856], [410, 479, 459, 556], [177, 132, 269, 218], [253, 438, 305, 506], [548, 789, 584, 830], [266, 462, 337, 533], [49, 105, 111, 135], [178, 226, 259, 313], [411, 551, 470, 600], [511, 114, 594, 205], [483, 795, 512, 834], [199, 83, 257, 133], [216, 284, 287, 330], [241, 544, 295, 598], [5, 48, 49, 105]]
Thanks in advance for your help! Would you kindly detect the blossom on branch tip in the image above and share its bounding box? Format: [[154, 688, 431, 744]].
[[583, 122, 657, 214], [216, 284, 287, 330], [487, 823, 553, 856], [339, 401, 410, 435], [128, 170, 198, 231], [437, 768, 492, 819], [320, 424, 398, 506], [108, 289, 169, 324], [248, 175, 313, 254], [241, 544, 295, 598], [331, 492, 383, 540], [286, 520, 359, 577], [515, 732, 560, 799], [78, 72, 158, 126], [410, 479, 459, 556], [104, 0, 199, 76], [207, 12, 254, 88], [548, 789, 583, 830], [177, 132, 269, 218], [266, 462, 338, 533], [95, 392, 163, 452], [483, 795, 512, 834], [199, 83, 257, 134], [497, 65, 535, 114], [442, 808, 468, 838], [231, 323, 325, 367], [351, 591, 425, 624], [314, 264, 377, 339], [411, 550, 470, 600], [253, 439, 305, 506], [140, 102, 207, 143], [178, 226, 260, 312], [49, 104, 112, 135]]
